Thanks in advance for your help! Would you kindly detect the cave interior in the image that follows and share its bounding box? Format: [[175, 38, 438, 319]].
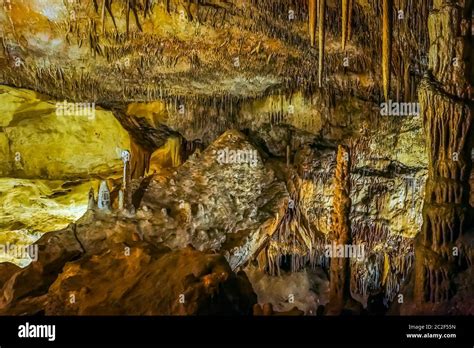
[[0, 0, 472, 316]]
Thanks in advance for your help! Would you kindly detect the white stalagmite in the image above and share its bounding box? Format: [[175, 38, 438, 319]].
[[97, 180, 111, 210], [118, 189, 124, 210], [87, 187, 96, 210]]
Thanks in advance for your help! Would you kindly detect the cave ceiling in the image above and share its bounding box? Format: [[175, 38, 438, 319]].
[[0, 0, 431, 107]]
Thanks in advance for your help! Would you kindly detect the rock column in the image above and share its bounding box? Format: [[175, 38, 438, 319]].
[[416, 0, 473, 303], [327, 145, 352, 314]]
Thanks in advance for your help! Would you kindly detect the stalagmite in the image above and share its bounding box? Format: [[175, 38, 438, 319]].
[[403, 61, 411, 102], [326, 145, 352, 315], [382, 0, 392, 101], [415, 0, 473, 304], [308, 0, 317, 47], [318, 0, 326, 87], [118, 189, 124, 210], [87, 188, 96, 210], [97, 180, 111, 211], [121, 149, 133, 212]]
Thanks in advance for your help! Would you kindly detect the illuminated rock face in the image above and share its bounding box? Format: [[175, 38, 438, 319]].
[[0, 86, 131, 266], [0, 86, 130, 179]]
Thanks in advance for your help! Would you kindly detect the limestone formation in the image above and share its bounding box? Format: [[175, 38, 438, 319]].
[[308, 0, 317, 47], [97, 181, 111, 211], [121, 149, 133, 212], [326, 145, 352, 315], [382, 0, 393, 102], [87, 188, 96, 210], [415, 0, 474, 304]]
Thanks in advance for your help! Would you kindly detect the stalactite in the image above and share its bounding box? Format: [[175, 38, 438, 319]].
[[347, 0, 353, 42], [309, 0, 317, 47], [318, 0, 326, 87], [257, 172, 321, 276], [382, 0, 392, 101], [341, 0, 348, 50], [126, 0, 131, 36], [403, 61, 411, 102], [350, 218, 414, 306]]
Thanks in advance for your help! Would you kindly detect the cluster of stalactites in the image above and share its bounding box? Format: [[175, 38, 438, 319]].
[[307, 0, 392, 98], [307, 0, 327, 87], [90, 0, 154, 35], [341, 0, 353, 50], [350, 219, 414, 307], [258, 187, 316, 276]]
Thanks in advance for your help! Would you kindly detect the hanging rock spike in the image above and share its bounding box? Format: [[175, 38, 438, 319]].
[[341, 0, 348, 50], [347, 0, 353, 42], [318, 0, 326, 87], [309, 0, 317, 47], [382, 0, 392, 102]]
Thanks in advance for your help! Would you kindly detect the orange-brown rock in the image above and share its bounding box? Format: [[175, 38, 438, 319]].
[[45, 243, 256, 315]]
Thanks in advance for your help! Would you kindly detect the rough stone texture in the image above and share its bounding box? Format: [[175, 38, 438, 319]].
[[46, 244, 256, 315], [0, 262, 20, 289], [0, 227, 257, 315], [0, 225, 83, 314], [139, 129, 289, 269], [290, 114, 426, 307], [246, 264, 328, 315], [0, 1, 414, 103], [0, 0, 470, 317]]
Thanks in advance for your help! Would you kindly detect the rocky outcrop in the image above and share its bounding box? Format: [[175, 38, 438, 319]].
[[46, 244, 256, 315], [0, 227, 257, 315], [137, 129, 289, 270], [0, 225, 83, 314]]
